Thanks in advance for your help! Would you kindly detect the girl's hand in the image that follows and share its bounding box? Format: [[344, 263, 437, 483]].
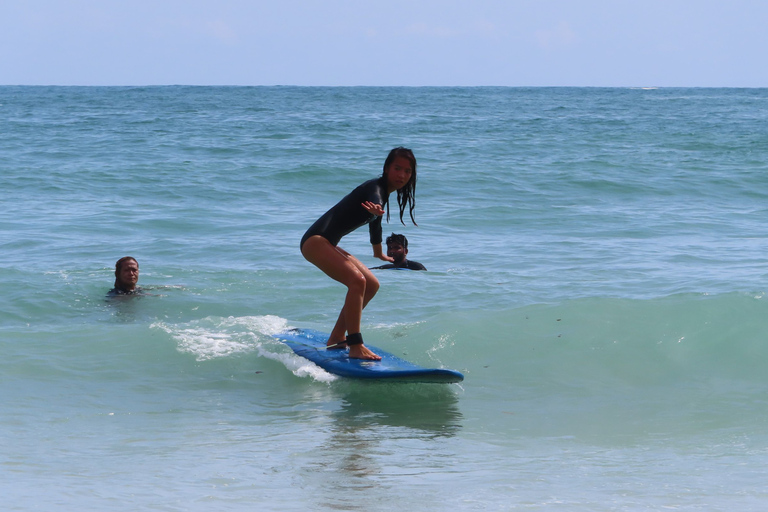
[[362, 201, 385, 216], [372, 243, 394, 262]]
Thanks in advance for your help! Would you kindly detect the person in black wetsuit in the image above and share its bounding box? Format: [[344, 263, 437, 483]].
[[108, 256, 142, 296], [300, 147, 418, 360], [370, 233, 427, 271]]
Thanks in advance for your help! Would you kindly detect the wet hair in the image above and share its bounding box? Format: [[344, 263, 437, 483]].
[[385, 233, 408, 249], [114, 256, 138, 288], [382, 147, 417, 225]]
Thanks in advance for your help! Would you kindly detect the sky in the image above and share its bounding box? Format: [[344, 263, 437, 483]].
[[1, 0, 766, 87]]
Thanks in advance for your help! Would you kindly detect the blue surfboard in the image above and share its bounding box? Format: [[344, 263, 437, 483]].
[[273, 328, 464, 383]]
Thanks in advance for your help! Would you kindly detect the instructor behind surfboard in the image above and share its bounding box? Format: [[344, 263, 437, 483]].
[[300, 147, 418, 360]]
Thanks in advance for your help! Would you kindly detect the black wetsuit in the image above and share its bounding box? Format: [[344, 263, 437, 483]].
[[300, 177, 388, 249], [371, 260, 427, 271], [107, 287, 143, 296]]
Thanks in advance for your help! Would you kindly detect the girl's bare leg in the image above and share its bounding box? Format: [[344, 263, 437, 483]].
[[329, 246, 380, 340], [301, 236, 381, 360]]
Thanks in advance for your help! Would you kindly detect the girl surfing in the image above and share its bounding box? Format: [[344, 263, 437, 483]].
[[300, 147, 418, 360]]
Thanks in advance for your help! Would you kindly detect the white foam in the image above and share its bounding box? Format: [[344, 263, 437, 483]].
[[152, 314, 289, 361], [152, 315, 337, 382], [255, 346, 337, 383]]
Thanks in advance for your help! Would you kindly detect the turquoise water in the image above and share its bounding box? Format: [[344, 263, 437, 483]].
[[2, 86, 768, 510]]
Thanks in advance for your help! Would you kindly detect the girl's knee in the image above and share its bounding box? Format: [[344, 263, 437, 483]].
[[368, 277, 380, 295], [365, 274, 380, 297], [347, 271, 367, 294]]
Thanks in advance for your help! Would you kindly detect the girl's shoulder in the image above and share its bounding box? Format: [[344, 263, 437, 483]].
[[368, 176, 388, 191], [349, 176, 385, 194], [358, 176, 385, 187]]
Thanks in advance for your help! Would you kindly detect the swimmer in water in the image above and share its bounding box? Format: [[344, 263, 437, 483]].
[[370, 233, 427, 271], [300, 147, 418, 360], [107, 256, 142, 296]]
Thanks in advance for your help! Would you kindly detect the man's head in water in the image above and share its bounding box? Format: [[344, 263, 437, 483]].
[[385, 233, 409, 265], [114, 256, 139, 292]]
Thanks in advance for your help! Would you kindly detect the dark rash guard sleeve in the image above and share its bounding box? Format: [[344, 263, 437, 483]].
[[368, 214, 383, 245], [301, 177, 387, 248]]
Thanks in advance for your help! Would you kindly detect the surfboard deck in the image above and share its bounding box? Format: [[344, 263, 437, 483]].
[[273, 328, 464, 383]]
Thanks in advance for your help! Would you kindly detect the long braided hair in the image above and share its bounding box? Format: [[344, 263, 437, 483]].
[[382, 147, 417, 225]]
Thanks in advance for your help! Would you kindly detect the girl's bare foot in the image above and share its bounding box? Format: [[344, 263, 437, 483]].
[[348, 344, 381, 361]]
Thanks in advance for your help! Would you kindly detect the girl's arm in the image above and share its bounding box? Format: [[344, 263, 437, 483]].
[[363, 201, 393, 261]]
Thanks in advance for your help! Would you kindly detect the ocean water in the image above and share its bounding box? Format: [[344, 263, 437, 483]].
[[2, 86, 768, 511]]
